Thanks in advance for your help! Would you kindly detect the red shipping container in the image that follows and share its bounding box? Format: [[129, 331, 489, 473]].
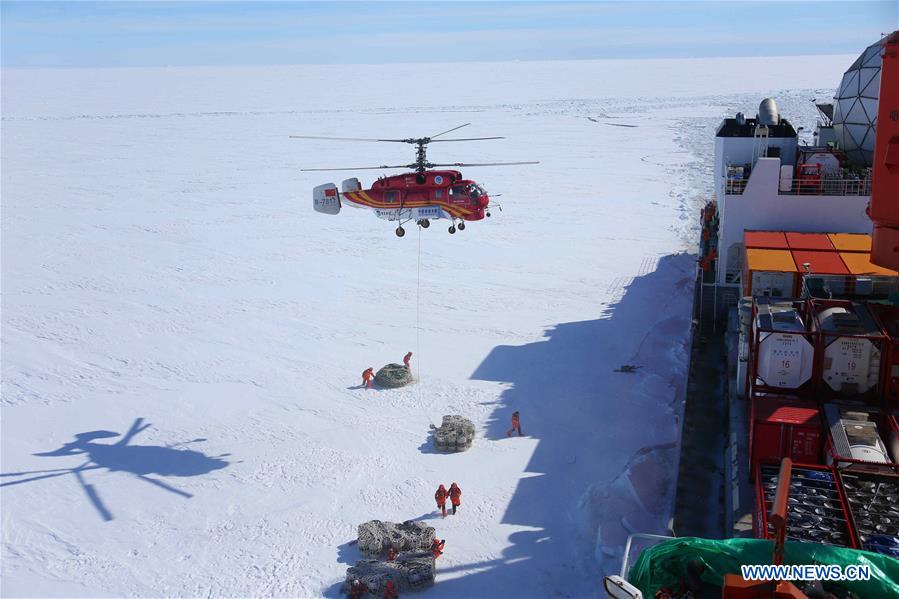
[[750, 397, 823, 467]]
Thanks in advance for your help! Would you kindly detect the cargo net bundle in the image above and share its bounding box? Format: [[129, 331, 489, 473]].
[[374, 364, 414, 389], [342, 553, 436, 595], [432, 415, 475, 452], [344, 520, 437, 595], [357, 519, 435, 557]]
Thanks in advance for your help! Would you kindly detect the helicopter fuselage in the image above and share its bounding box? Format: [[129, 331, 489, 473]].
[[340, 170, 489, 222]]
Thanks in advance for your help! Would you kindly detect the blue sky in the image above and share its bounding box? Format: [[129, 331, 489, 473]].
[[2, 1, 896, 68]]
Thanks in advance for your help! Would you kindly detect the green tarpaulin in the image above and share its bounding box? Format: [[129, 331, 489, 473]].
[[627, 537, 899, 597]]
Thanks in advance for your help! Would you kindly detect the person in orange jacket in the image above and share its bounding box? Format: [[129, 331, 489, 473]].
[[403, 351, 412, 367], [434, 484, 448, 517], [362, 367, 374, 389], [386, 547, 398, 561], [430, 538, 446, 558], [383, 580, 399, 599], [448, 482, 462, 515], [506, 411, 522, 437]]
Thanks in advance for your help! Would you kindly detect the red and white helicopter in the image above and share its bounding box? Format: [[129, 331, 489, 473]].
[[293, 124, 537, 236]]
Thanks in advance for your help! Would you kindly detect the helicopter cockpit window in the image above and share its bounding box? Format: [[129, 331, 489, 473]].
[[450, 185, 466, 197], [467, 184, 481, 199]]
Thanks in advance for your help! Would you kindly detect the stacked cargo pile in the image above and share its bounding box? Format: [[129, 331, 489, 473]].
[[742, 231, 898, 299], [344, 520, 437, 595], [374, 363, 414, 388], [743, 295, 899, 557], [432, 415, 475, 452], [357, 520, 435, 558], [342, 554, 436, 595]]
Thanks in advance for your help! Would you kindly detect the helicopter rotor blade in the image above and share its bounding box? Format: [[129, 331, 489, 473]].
[[290, 135, 409, 143], [429, 137, 505, 142], [429, 123, 471, 139], [300, 164, 411, 172], [427, 161, 539, 167]]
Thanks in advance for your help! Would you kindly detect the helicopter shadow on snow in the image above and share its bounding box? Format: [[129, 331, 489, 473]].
[[0, 417, 231, 522]]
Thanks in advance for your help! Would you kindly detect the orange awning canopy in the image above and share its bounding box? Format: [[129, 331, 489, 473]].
[[839, 252, 898, 275], [746, 249, 798, 272], [791, 250, 849, 275], [745, 231, 789, 249], [785, 232, 835, 251], [828, 233, 873, 252]]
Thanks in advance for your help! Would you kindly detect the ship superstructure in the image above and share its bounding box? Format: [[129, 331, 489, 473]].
[[607, 31, 899, 599], [703, 98, 874, 317]]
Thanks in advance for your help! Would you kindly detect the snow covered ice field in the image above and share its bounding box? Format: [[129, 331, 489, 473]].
[[2, 56, 850, 597]]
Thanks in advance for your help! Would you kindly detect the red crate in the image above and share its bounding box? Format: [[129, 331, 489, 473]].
[[750, 397, 823, 469], [753, 461, 856, 548]]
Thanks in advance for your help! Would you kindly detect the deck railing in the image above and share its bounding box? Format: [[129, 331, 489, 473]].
[[779, 177, 871, 196], [725, 176, 871, 196], [724, 179, 748, 195], [801, 274, 899, 300]]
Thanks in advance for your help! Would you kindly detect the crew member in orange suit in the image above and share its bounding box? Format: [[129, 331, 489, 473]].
[[383, 580, 399, 599], [403, 351, 412, 367], [431, 538, 446, 558], [448, 482, 462, 515], [434, 484, 448, 517], [387, 547, 398, 561], [362, 367, 375, 389]]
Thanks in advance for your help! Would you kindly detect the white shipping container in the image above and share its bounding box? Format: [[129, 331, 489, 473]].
[[757, 331, 814, 388], [822, 337, 881, 394]]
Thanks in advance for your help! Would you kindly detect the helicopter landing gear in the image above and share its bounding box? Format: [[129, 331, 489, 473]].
[[457, 221, 466, 231], [417, 219, 430, 228], [395, 226, 405, 237], [448, 225, 456, 234]]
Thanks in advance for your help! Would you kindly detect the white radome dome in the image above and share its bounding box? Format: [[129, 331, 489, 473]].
[[833, 38, 884, 167]]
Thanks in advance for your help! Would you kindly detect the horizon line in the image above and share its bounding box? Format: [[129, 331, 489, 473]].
[[1, 51, 859, 71]]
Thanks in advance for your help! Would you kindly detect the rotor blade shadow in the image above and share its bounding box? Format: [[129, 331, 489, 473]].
[[75, 467, 113, 522], [136, 473, 193, 498]]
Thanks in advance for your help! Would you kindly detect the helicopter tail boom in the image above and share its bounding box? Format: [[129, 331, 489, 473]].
[[313, 183, 341, 215]]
